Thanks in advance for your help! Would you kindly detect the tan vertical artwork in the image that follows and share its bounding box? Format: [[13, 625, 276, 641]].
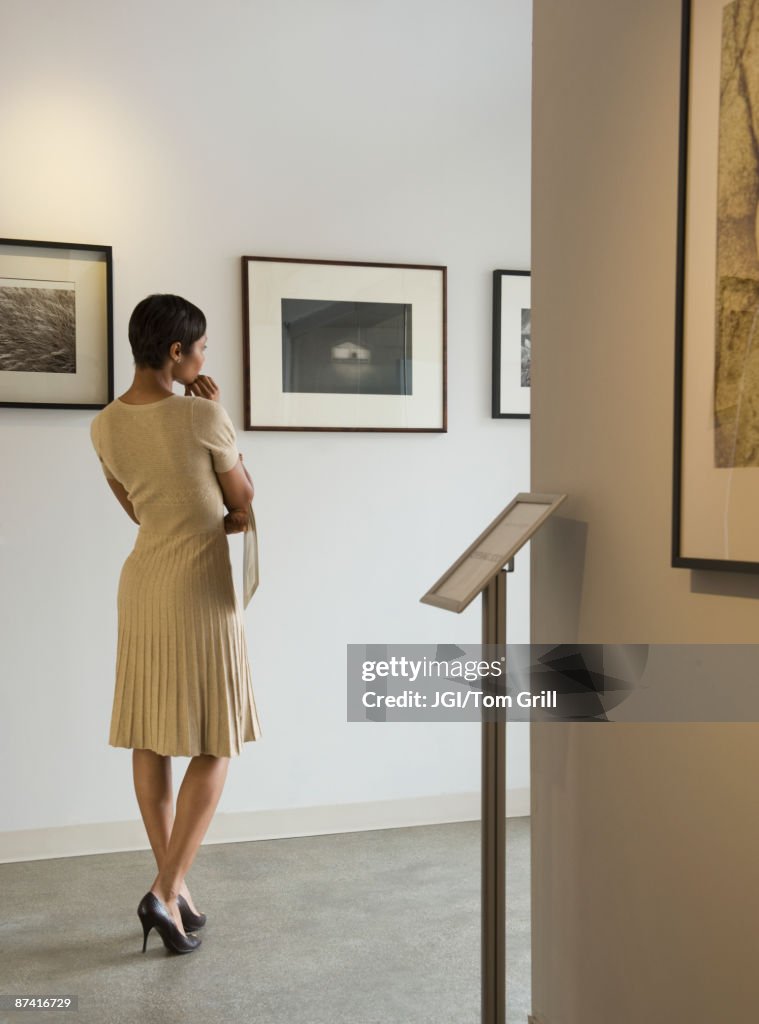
[[714, 0, 759, 466]]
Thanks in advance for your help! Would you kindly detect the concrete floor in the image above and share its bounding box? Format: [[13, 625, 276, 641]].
[[0, 818, 530, 1024]]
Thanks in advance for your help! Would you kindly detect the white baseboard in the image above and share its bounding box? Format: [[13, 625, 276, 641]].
[[0, 787, 530, 864]]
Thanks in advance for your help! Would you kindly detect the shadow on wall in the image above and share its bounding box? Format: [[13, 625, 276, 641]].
[[532, 515, 588, 644], [690, 568, 759, 601]]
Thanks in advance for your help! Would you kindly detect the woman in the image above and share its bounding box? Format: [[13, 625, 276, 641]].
[[89, 294, 262, 955]]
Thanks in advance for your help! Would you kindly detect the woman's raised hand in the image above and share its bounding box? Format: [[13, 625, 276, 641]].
[[185, 375, 220, 401]]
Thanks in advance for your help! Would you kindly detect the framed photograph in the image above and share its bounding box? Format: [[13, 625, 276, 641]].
[[492, 269, 530, 418], [0, 238, 112, 409], [673, 0, 759, 571], [241, 256, 446, 431]]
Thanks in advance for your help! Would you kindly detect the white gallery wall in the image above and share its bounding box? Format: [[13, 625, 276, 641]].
[[0, 0, 533, 850]]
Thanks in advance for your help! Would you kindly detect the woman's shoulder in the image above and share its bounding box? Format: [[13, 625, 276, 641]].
[[189, 398, 237, 453], [89, 403, 113, 452], [188, 394, 227, 412], [89, 402, 112, 432], [189, 396, 233, 426]]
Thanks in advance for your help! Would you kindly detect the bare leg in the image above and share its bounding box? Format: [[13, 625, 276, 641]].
[[132, 749, 204, 926], [150, 754, 230, 932], [133, 749, 173, 865]]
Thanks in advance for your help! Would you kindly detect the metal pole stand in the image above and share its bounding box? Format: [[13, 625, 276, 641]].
[[481, 560, 513, 1024], [419, 494, 566, 1024]]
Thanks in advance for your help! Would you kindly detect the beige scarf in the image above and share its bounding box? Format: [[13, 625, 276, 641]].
[[243, 503, 259, 608]]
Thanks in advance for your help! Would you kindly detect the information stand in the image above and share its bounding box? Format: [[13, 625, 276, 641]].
[[421, 492, 566, 1024]]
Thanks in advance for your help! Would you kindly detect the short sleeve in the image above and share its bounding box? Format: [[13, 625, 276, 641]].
[[90, 416, 117, 481], [191, 398, 240, 474]]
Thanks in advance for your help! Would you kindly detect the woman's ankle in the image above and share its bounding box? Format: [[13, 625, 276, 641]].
[[151, 877, 181, 904]]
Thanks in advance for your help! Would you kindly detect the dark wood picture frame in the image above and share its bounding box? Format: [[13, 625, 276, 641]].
[[672, 0, 759, 573], [492, 268, 530, 419], [0, 237, 113, 410], [241, 255, 447, 432]]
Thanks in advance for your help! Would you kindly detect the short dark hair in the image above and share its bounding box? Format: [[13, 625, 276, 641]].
[[128, 294, 206, 369]]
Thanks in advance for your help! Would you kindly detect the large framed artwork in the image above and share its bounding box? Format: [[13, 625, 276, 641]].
[[241, 256, 446, 431], [673, 0, 759, 572], [0, 238, 113, 409], [492, 269, 530, 418]]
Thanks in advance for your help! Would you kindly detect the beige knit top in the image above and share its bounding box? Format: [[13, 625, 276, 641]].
[[90, 394, 240, 534]]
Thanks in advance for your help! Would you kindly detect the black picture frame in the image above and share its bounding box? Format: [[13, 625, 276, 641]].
[[0, 237, 113, 410], [492, 268, 530, 419], [241, 255, 447, 432]]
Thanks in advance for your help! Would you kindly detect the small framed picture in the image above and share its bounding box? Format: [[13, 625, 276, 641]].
[[241, 255, 446, 431], [492, 269, 530, 419], [0, 238, 113, 409]]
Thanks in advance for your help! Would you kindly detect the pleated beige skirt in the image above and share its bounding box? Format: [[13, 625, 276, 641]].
[[109, 525, 261, 757]]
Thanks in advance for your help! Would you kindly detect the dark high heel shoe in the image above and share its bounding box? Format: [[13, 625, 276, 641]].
[[137, 891, 202, 955], [177, 893, 207, 931]]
